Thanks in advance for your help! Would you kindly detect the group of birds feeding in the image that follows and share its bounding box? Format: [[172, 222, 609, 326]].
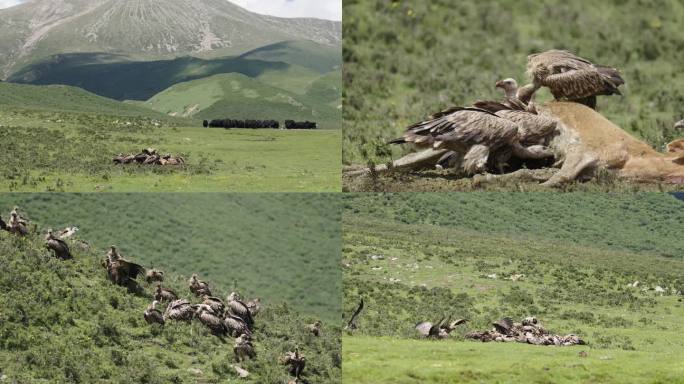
[[112, 148, 186, 166], [388, 49, 625, 175], [2, 206, 316, 382], [345, 298, 585, 347]]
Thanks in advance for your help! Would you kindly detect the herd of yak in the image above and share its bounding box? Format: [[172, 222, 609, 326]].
[[203, 119, 318, 129], [344, 299, 585, 347], [1, 206, 319, 382]]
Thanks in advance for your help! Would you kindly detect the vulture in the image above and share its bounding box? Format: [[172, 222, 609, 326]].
[[201, 295, 226, 315], [195, 304, 229, 336], [144, 300, 165, 325], [154, 284, 178, 302], [0, 214, 7, 231], [344, 298, 364, 330], [163, 299, 195, 322], [474, 78, 558, 145], [246, 297, 261, 316], [521, 49, 624, 109], [45, 229, 73, 260], [492, 317, 515, 336], [281, 348, 306, 379], [223, 313, 252, 337], [103, 246, 144, 286], [415, 317, 468, 339], [8, 212, 28, 236], [145, 268, 164, 284], [233, 334, 256, 362], [675, 119, 684, 130], [389, 105, 553, 174], [56, 226, 79, 239], [307, 321, 322, 337], [227, 292, 254, 328], [189, 274, 212, 296]]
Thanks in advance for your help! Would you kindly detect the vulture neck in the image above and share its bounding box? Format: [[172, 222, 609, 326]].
[[504, 87, 518, 100]]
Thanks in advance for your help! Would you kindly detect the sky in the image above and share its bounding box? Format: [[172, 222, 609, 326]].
[[0, 0, 342, 20], [0, 0, 21, 8]]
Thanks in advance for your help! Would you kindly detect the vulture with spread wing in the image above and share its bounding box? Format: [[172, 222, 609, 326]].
[[520, 50, 624, 109], [492, 317, 515, 336], [45, 229, 73, 260], [103, 246, 145, 286], [416, 316, 468, 339], [344, 298, 364, 331]]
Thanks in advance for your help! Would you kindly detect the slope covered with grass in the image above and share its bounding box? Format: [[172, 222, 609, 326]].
[[342, 193, 684, 383], [343, 0, 684, 165], [0, 226, 341, 383], [0, 110, 341, 192], [144, 73, 340, 129], [0, 193, 342, 323]]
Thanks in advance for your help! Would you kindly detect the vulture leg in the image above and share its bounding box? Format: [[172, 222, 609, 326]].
[[511, 143, 555, 160], [462, 145, 490, 174], [472, 168, 558, 186], [541, 146, 598, 187], [345, 148, 449, 176], [435, 151, 463, 170]]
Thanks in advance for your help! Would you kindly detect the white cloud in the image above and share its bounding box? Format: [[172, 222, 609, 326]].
[[229, 0, 341, 21], [0, 0, 23, 9]]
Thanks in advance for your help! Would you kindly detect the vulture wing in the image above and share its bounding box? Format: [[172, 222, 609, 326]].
[[118, 260, 145, 280], [415, 321, 433, 336], [542, 69, 621, 100], [493, 317, 514, 334], [450, 318, 469, 328], [346, 298, 364, 329], [0, 217, 7, 231]]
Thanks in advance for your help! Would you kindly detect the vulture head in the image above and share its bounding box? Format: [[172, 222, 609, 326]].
[[675, 119, 684, 130], [228, 291, 241, 301], [495, 78, 519, 99], [522, 316, 538, 326]]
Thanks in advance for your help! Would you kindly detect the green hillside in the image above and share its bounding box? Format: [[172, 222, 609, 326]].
[[0, 193, 342, 323], [240, 41, 342, 74], [342, 193, 684, 383], [0, 220, 341, 383], [144, 73, 341, 129], [343, 0, 684, 165], [0, 82, 173, 120]]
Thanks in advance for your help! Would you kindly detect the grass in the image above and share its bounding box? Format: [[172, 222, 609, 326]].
[[0, 108, 341, 192], [145, 72, 340, 128], [0, 193, 342, 323], [342, 193, 684, 383], [342, 0, 684, 187], [0, 216, 341, 383]]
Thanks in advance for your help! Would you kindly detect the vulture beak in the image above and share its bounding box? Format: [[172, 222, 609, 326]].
[[495, 80, 504, 89]]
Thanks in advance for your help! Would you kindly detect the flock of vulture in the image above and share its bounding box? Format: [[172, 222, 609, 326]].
[[345, 299, 584, 347], [2, 207, 318, 382], [112, 148, 185, 166], [377, 50, 627, 176]]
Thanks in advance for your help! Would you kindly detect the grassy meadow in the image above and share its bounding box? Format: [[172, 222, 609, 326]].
[[0, 107, 341, 192], [0, 219, 341, 383], [0, 193, 341, 323], [343, 0, 684, 188], [342, 193, 684, 383]]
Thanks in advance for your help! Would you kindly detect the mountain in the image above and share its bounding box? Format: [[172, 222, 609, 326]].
[[144, 73, 341, 127], [0, 224, 341, 383], [0, 0, 341, 78], [8, 40, 341, 101]]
